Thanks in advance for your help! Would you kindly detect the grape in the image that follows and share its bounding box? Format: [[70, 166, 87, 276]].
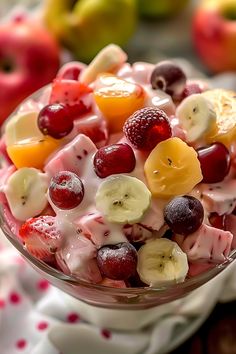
[[164, 195, 204, 236], [150, 62, 186, 98]]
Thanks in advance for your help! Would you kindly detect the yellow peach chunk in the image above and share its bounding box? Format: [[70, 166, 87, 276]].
[[94, 74, 145, 133], [203, 89, 236, 148], [144, 137, 203, 198], [7, 136, 60, 170]]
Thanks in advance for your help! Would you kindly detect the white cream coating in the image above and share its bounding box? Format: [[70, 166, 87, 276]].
[[2, 58, 235, 281], [174, 224, 233, 263], [199, 180, 236, 216]]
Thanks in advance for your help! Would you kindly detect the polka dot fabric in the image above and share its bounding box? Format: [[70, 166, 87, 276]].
[[0, 234, 236, 354]]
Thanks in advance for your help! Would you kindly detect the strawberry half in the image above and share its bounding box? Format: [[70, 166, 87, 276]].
[[19, 216, 62, 262], [49, 79, 92, 119], [74, 114, 108, 148]]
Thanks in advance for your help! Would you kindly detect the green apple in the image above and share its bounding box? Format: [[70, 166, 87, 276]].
[[137, 0, 189, 19], [44, 0, 137, 63]]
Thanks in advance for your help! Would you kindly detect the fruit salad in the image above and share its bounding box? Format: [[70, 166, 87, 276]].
[[0, 44, 235, 288]]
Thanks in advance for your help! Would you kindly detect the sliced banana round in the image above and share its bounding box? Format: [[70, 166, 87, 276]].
[[5, 111, 43, 147], [137, 238, 188, 286], [95, 175, 151, 224], [176, 93, 216, 142], [4, 167, 49, 221]]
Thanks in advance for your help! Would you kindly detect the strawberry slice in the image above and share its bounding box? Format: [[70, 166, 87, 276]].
[[74, 114, 108, 148], [49, 79, 92, 119], [19, 216, 62, 262]]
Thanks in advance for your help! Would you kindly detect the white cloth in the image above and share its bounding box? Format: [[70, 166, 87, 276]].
[[0, 231, 236, 354]]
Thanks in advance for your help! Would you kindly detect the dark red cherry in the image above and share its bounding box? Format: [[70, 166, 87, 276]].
[[93, 143, 136, 178], [49, 171, 84, 209], [97, 242, 137, 280], [38, 103, 73, 139], [197, 143, 231, 183]]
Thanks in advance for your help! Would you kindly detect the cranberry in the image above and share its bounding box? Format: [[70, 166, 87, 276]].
[[123, 107, 172, 151], [150, 62, 186, 98], [164, 195, 204, 236], [38, 104, 74, 139], [97, 242, 137, 280], [182, 82, 202, 99], [197, 143, 231, 183], [93, 143, 136, 178], [49, 171, 84, 209], [209, 213, 226, 230]]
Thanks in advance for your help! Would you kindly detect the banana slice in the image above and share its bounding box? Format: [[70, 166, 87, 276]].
[[4, 167, 49, 221], [80, 44, 127, 84], [176, 93, 216, 142], [95, 175, 151, 224], [137, 238, 188, 286], [202, 89, 236, 147], [5, 111, 43, 147]]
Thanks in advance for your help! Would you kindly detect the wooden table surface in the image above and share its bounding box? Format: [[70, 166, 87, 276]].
[[170, 300, 236, 354]]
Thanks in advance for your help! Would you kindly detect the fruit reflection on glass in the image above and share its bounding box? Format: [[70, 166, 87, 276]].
[[193, 0, 236, 72], [0, 20, 60, 125], [0, 44, 235, 306]]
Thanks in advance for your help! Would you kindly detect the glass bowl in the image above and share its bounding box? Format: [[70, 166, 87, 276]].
[[0, 86, 236, 310]]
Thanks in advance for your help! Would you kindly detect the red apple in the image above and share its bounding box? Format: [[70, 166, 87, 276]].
[[0, 20, 60, 125], [193, 0, 236, 73]]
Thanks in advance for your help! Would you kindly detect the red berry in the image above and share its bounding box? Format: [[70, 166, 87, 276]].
[[19, 216, 62, 261], [74, 114, 108, 147], [38, 104, 73, 139], [150, 62, 186, 98], [93, 143, 136, 178], [197, 143, 231, 183], [49, 171, 84, 209], [182, 82, 202, 99], [209, 212, 226, 230], [123, 107, 172, 150], [97, 242, 137, 280]]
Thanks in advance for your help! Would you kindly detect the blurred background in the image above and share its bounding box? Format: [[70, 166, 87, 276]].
[[0, 0, 236, 353], [1, 0, 236, 124]]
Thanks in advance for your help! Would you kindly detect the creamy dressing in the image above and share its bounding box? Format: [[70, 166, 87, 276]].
[[1, 60, 235, 276]]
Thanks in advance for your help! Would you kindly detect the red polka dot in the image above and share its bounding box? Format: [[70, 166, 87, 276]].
[[16, 339, 27, 350], [9, 292, 21, 304], [37, 280, 50, 291], [67, 313, 80, 323], [0, 299, 5, 309], [101, 329, 112, 339], [37, 321, 49, 331]]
